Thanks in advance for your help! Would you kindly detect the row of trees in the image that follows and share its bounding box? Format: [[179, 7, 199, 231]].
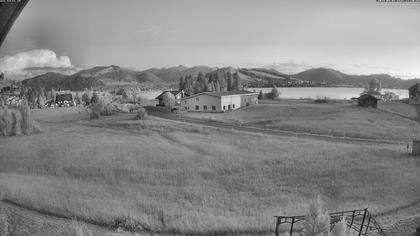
[[179, 70, 242, 94], [257, 86, 280, 100]]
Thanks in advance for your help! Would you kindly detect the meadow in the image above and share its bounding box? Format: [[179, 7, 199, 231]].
[[183, 100, 420, 142], [0, 107, 419, 234]]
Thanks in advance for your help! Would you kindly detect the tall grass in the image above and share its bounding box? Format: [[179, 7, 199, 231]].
[[183, 101, 420, 141], [0, 111, 419, 233]]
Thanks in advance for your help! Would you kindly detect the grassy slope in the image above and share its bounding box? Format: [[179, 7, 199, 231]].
[[0, 108, 419, 233], [183, 100, 420, 142]]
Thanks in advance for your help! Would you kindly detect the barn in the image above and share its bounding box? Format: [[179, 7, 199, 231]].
[[409, 83, 420, 105], [181, 91, 258, 112], [155, 90, 189, 106], [358, 94, 380, 108]]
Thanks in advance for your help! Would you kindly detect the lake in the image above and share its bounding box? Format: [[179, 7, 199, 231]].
[[246, 87, 409, 100], [141, 87, 409, 100]]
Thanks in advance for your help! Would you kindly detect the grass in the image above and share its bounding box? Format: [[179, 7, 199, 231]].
[[0, 107, 419, 234], [183, 100, 420, 142]]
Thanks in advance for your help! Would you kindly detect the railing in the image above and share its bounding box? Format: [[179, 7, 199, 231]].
[[274, 208, 387, 236]]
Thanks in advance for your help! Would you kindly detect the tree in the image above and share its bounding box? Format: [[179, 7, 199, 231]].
[[205, 82, 213, 92], [258, 90, 264, 100], [233, 72, 241, 90], [82, 93, 90, 106], [136, 107, 148, 120], [74, 93, 81, 105], [303, 197, 331, 236], [271, 86, 280, 100], [162, 92, 176, 110], [122, 89, 129, 101], [90, 92, 100, 104], [226, 72, 233, 90], [27, 88, 37, 109], [179, 76, 185, 90], [366, 79, 381, 95], [215, 80, 221, 92]]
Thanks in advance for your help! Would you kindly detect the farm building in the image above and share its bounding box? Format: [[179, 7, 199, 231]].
[[409, 83, 420, 105], [358, 94, 380, 108], [181, 91, 259, 112], [155, 90, 189, 106]]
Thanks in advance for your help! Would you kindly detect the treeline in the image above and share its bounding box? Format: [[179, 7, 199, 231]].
[[178, 70, 242, 94]]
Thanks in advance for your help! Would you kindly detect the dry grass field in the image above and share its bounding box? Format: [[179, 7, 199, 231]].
[[0, 107, 419, 234], [183, 100, 420, 142]]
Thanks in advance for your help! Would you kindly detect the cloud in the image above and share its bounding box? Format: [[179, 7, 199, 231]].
[[0, 49, 75, 80]]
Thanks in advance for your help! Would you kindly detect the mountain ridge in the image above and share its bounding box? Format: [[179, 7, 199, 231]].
[[19, 65, 420, 92]]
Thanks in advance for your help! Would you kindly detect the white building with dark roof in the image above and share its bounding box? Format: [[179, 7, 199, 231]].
[[180, 91, 258, 112]]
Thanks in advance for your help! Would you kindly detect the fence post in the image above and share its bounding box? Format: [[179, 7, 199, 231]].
[[364, 213, 371, 235], [358, 208, 368, 236], [274, 217, 280, 236], [289, 218, 295, 236], [350, 210, 355, 227]]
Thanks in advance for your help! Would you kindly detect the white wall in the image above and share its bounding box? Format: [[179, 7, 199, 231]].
[[181, 94, 222, 112], [221, 95, 242, 111]]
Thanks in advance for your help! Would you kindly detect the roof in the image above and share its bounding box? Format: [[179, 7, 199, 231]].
[[409, 83, 420, 90], [358, 94, 380, 101], [155, 90, 188, 100], [183, 91, 258, 100], [0, 79, 11, 90]]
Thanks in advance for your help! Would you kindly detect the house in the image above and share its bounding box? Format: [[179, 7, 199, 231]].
[[0, 79, 11, 93], [180, 91, 259, 112], [409, 83, 420, 105], [155, 90, 189, 106], [358, 94, 380, 108]]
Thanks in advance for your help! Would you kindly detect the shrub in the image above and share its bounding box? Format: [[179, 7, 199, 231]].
[[315, 97, 329, 103], [303, 197, 330, 236], [82, 93, 90, 106], [136, 96, 149, 107], [89, 102, 103, 119], [136, 107, 148, 120], [271, 86, 280, 100], [258, 90, 264, 100], [331, 217, 349, 236], [162, 92, 176, 110], [0, 104, 41, 136], [101, 103, 115, 116], [90, 92, 100, 104]]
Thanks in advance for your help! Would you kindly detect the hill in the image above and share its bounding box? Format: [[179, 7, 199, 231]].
[[20, 65, 420, 92], [144, 65, 214, 85], [22, 65, 167, 91], [293, 67, 420, 89]]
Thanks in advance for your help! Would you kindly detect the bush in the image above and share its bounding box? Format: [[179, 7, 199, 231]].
[[90, 92, 100, 104], [315, 97, 329, 103], [331, 217, 350, 236], [82, 93, 90, 106], [271, 86, 280, 100], [136, 96, 149, 107], [89, 102, 104, 119], [258, 90, 264, 100], [303, 197, 330, 236], [136, 107, 148, 120], [0, 104, 41, 136], [101, 103, 115, 116]]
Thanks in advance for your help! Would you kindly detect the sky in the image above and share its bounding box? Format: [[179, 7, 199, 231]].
[[0, 0, 420, 78]]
